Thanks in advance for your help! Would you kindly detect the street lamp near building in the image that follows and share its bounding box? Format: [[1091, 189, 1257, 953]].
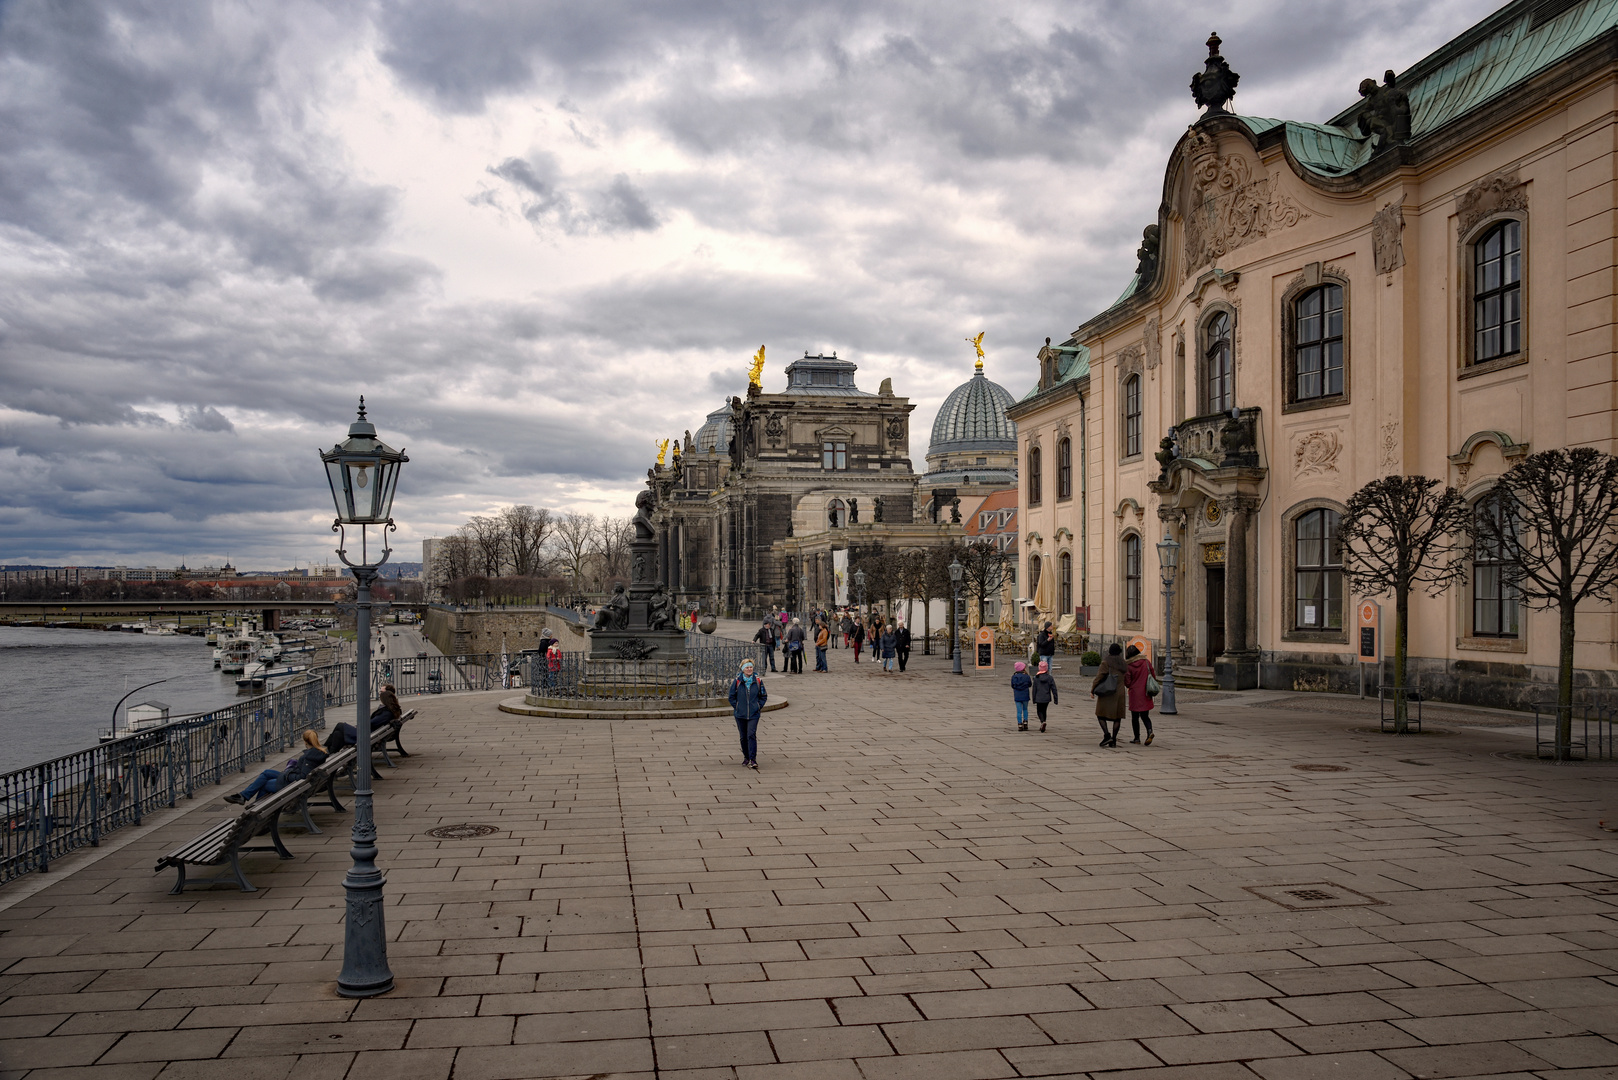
[[1155, 531, 1180, 716], [949, 557, 964, 676], [853, 568, 866, 613], [320, 397, 407, 998]]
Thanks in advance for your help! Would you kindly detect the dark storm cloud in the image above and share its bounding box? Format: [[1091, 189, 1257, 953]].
[[0, 0, 1501, 565]]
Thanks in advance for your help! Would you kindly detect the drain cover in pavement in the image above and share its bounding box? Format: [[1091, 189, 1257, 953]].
[[1292, 764, 1349, 772], [1245, 882, 1382, 910], [425, 824, 500, 839]]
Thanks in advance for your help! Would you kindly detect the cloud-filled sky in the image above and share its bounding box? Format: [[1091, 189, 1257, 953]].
[[0, 0, 1501, 569]]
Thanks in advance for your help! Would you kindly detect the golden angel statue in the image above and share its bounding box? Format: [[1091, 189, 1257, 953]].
[[966, 331, 985, 360], [747, 345, 767, 388], [655, 438, 669, 466]]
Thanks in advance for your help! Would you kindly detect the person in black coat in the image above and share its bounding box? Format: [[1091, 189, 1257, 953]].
[[895, 621, 912, 672], [754, 619, 779, 671], [1036, 622, 1057, 667], [227, 730, 327, 803], [1030, 658, 1059, 733]]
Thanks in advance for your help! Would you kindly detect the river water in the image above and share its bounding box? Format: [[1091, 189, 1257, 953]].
[[0, 627, 249, 773]]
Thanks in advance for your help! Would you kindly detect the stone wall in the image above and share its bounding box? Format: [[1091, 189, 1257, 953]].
[[423, 607, 590, 658], [1258, 650, 1618, 713]]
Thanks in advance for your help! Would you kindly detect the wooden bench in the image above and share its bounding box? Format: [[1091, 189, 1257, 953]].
[[154, 778, 311, 893], [285, 745, 358, 834], [376, 708, 417, 768]]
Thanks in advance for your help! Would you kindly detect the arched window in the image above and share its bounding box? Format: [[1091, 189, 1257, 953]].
[[1294, 508, 1342, 629], [1123, 374, 1142, 457], [827, 499, 846, 529], [1294, 284, 1344, 401], [1473, 498, 1519, 637], [1059, 551, 1073, 616], [1473, 220, 1522, 364], [1056, 438, 1072, 499], [1027, 553, 1042, 600], [1027, 446, 1042, 505], [1204, 312, 1233, 414], [1123, 535, 1142, 623]]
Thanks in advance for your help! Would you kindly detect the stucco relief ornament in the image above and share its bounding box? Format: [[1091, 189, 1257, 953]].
[[1457, 171, 1527, 236], [886, 416, 905, 445], [1144, 318, 1162, 370], [764, 413, 785, 442], [1380, 421, 1400, 470], [1183, 141, 1309, 274], [1373, 204, 1405, 275], [1293, 430, 1342, 477]]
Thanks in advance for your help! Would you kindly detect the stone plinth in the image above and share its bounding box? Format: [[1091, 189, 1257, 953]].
[[586, 628, 688, 661]]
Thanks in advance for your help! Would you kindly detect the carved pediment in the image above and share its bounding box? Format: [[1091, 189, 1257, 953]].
[[1182, 135, 1309, 276]]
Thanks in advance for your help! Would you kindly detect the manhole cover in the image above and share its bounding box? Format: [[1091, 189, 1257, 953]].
[[1245, 882, 1383, 910], [1293, 764, 1349, 772], [425, 824, 500, 840]]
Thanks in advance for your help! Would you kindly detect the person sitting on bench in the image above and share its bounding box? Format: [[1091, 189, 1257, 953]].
[[325, 704, 394, 753], [226, 730, 327, 805]]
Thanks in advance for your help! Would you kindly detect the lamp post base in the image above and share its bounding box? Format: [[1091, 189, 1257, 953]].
[[337, 869, 394, 998]]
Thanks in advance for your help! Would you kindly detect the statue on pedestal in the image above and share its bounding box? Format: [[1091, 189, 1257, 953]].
[[592, 584, 630, 632]]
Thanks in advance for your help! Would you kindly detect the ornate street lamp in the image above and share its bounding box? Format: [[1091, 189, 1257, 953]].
[[1155, 531, 1180, 716], [853, 568, 866, 613], [949, 557, 964, 675], [320, 397, 407, 998]]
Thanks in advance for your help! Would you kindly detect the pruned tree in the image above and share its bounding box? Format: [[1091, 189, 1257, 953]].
[[851, 550, 901, 618], [958, 539, 1010, 630], [550, 512, 596, 588], [1480, 447, 1618, 759], [502, 505, 554, 578], [897, 548, 936, 652], [1339, 475, 1471, 734]]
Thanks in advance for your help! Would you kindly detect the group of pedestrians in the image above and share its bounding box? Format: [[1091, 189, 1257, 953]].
[[754, 609, 911, 675], [1010, 641, 1161, 747]]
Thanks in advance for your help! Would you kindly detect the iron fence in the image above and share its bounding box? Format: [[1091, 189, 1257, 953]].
[[1, 675, 326, 886], [522, 635, 766, 701], [1532, 701, 1613, 761], [315, 652, 509, 704]]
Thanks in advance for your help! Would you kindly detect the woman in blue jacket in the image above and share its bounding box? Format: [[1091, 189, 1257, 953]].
[[728, 659, 768, 769]]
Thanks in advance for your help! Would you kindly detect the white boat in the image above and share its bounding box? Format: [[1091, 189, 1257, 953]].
[[220, 638, 255, 674]]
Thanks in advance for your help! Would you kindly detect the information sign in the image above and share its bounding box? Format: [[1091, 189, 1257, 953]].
[[1357, 601, 1380, 662], [974, 627, 995, 670]]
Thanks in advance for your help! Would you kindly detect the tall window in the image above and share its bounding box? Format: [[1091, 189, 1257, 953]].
[[1295, 284, 1344, 400], [1059, 551, 1073, 615], [1204, 312, 1233, 414], [1027, 446, 1042, 505], [1474, 220, 1522, 364], [1294, 508, 1343, 629], [1027, 554, 1041, 599], [822, 442, 847, 470], [1123, 375, 1142, 456], [1473, 499, 1520, 637], [1123, 535, 1141, 623], [1056, 438, 1072, 499]]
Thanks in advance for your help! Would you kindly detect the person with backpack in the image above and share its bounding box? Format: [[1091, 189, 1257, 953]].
[[1010, 660, 1033, 731], [754, 618, 779, 671], [226, 730, 327, 804], [727, 659, 768, 770], [1124, 644, 1158, 745], [1030, 658, 1059, 733], [784, 617, 805, 674]]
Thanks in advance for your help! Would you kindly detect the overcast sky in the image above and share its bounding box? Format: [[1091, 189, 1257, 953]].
[[0, 0, 1501, 569]]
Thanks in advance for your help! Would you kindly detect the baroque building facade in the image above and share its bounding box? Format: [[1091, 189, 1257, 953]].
[[1010, 2, 1618, 705]]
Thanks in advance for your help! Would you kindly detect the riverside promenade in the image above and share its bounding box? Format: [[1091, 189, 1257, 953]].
[[5, 652, 1618, 1079]]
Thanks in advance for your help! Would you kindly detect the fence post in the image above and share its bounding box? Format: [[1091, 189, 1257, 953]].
[[36, 765, 51, 874], [166, 735, 176, 808], [89, 754, 100, 848], [131, 748, 142, 826]]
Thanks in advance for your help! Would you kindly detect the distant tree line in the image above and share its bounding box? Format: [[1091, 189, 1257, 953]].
[[429, 505, 634, 604]]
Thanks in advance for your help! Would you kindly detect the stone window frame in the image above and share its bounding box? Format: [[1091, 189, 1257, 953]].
[[1197, 302, 1238, 416], [1058, 549, 1073, 616], [1455, 479, 1528, 654], [1027, 551, 1042, 600], [1280, 266, 1352, 414], [1458, 209, 1529, 379], [1122, 374, 1143, 460], [1280, 497, 1350, 644], [1056, 436, 1073, 500], [1120, 530, 1143, 629]]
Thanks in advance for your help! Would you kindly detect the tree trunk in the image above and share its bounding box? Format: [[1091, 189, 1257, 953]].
[[1558, 592, 1576, 761], [923, 593, 932, 655], [1394, 586, 1410, 735]]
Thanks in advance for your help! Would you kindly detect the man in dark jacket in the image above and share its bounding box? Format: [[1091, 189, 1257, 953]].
[[895, 621, 912, 672], [754, 619, 779, 671], [1036, 622, 1057, 667], [325, 702, 394, 753], [727, 659, 768, 769]]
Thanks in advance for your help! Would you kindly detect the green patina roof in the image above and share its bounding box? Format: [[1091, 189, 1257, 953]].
[[1020, 343, 1089, 402], [1090, 0, 1618, 319]]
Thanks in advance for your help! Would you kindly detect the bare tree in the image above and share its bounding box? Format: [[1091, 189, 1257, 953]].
[[463, 516, 508, 578], [596, 516, 633, 581], [958, 539, 1010, 629], [502, 505, 554, 578], [550, 512, 597, 588], [1340, 475, 1472, 734], [429, 534, 474, 595], [1481, 447, 1618, 759]]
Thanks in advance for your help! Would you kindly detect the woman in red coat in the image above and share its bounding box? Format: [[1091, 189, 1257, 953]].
[[1123, 644, 1156, 745]]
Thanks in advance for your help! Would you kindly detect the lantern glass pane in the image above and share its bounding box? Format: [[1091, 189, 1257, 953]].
[[345, 462, 377, 520], [326, 458, 351, 520], [374, 459, 400, 521]]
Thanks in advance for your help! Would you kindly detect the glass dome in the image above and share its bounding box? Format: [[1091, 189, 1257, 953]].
[[694, 404, 733, 453], [928, 367, 1017, 457]]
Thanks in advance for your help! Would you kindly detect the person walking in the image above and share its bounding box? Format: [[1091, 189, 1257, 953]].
[[754, 618, 779, 672], [879, 621, 897, 674], [727, 659, 768, 770], [840, 611, 854, 649], [1030, 658, 1059, 733], [851, 616, 865, 663], [784, 617, 805, 674], [895, 619, 912, 672], [1091, 642, 1129, 747], [814, 620, 830, 671], [226, 730, 326, 804], [1124, 644, 1157, 744], [1010, 660, 1032, 731]]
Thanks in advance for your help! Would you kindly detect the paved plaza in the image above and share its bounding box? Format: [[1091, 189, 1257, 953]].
[[6, 651, 1618, 1079]]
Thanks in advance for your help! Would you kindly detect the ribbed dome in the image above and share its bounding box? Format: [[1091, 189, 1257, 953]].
[[694, 403, 733, 453], [928, 368, 1017, 456]]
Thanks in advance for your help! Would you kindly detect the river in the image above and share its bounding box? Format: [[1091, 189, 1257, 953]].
[[0, 626, 257, 773]]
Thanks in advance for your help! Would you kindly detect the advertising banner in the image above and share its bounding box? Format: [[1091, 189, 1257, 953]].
[[833, 549, 849, 607]]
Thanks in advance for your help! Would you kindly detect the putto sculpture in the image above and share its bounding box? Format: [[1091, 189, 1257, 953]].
[[1190, 32, 1239, 115]]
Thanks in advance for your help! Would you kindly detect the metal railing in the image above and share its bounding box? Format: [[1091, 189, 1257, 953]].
[[1, 675, 326, 885], [522, 635, 766, 701], [315, 652, 508, 705], [1532, 702, 1613, 761], [1379, 684, 1424, 733]]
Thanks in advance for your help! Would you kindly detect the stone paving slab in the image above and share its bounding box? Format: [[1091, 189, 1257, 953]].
[[4, 648, 1618, 1079]]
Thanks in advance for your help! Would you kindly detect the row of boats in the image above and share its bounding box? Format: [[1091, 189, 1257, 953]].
[[210, 628, 321, 689]]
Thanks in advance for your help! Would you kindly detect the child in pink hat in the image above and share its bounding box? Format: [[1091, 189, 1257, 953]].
[[1010, 660, 1033, 731]]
